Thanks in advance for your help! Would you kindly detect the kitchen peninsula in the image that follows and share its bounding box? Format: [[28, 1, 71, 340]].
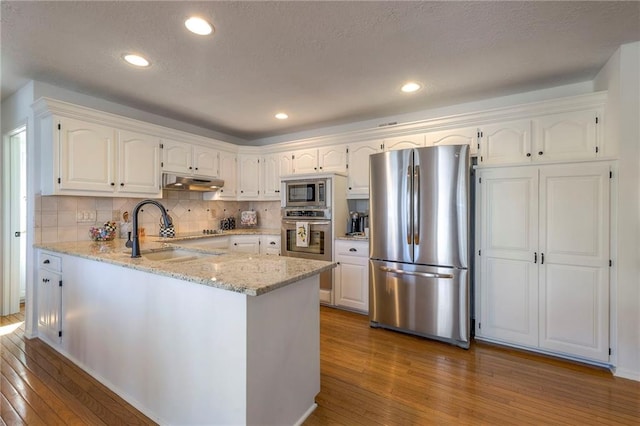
[[35, 237, 334, 425]]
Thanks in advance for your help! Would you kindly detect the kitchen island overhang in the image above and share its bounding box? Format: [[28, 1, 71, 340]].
[[35, 240, 334, 425]]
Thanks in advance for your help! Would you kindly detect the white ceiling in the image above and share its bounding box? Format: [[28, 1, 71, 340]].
[[2, 1, 639, 142]]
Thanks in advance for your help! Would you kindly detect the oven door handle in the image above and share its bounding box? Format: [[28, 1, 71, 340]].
[[283, 220, 330, 225]]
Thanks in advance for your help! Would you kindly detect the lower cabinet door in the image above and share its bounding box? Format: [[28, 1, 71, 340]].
[[37, 269, 62, 344], [335, 254, 368, 313]]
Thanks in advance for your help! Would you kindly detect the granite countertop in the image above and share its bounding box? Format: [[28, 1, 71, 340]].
[[35, 236, 334, 297], [155, 228, 280, 242]]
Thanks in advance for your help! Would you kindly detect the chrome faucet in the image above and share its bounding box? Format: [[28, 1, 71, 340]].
[[126, 199, 172, 258]]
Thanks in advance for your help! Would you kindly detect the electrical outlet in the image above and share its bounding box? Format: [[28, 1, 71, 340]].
[[76, 210, 97, 223]]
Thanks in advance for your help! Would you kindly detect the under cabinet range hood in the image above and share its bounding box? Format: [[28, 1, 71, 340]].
[[162, 173, 224, 192]]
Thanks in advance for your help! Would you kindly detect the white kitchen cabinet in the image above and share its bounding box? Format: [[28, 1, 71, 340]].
[[238, 155, 261, 199], [292, 146, 347, 174], [38, 251, 62, 346], [230, 235, 261, 254], [425, 126, 479, 155], [382, 134, 424, 151], [476, 167, 539, 346], [478, 119, 532, 165], [346, 140, 381, 198], [278, 152, 294, 177], [57, 117, 115, 193], [54, 117, 161, 197], [162, 139, 219, 178], [532, 109, 602, 162], [117, 130, 162, 195], [476, 162, 610, 363], [216, 151, 237, 199], [334, 240, 369, 313], [262, 154, 282, 200], [260, 235, 281, 255]]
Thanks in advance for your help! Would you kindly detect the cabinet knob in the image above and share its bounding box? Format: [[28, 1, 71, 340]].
[[234, 243, 238, 246], [526, 153, 531, 157], [240, 190, 244, 193], [270, 241, 276, 245], [120, 183, 124, 186], [110, 182, 115, 186], [43, 259, 50, 264], [348, 187, 352, 190], [195, 167, 198, 170], [189, 166, 193, 170], [538, 151, 543, 156]]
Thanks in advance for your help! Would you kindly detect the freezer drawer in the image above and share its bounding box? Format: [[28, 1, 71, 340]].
[[369, 260, 469, 348]]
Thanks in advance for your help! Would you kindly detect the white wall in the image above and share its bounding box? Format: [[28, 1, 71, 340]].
[[594, 41, 640, 380]]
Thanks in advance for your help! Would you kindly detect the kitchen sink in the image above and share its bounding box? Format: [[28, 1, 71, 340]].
[[141, 248, 219, 263]]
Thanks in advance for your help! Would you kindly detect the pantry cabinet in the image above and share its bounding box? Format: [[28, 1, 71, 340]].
[[38, 251, 63, 346], [162, 139, 219, 178], [346, 140, 381, 198], [476, 163, 610, 362], [334, 240, 369, 313], [52, 117, 161, 197]]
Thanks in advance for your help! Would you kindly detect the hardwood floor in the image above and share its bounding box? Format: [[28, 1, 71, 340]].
[[2, 306, 638, 425], [305, 306, 640, 425]]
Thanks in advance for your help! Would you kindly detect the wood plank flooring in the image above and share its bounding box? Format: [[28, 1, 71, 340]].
[[2, 305, 639, 425]]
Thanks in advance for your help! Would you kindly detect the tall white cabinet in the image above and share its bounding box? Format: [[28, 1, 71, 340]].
[[476, 163, 611, 363]]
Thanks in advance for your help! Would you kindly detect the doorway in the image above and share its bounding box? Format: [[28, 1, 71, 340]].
[[2, 126, 27, 315]]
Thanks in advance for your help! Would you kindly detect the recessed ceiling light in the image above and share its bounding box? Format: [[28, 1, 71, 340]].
[[185, 17, 213, 35], [401, 82, 422, 93], [123, 54, 150, 68], [275, 113, 289, 120]]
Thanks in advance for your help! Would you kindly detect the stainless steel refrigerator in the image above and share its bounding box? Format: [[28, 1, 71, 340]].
[[369, 144, 470, 348]]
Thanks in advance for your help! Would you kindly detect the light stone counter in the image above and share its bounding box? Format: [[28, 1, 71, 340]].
[[35, 236, 333, 296], [335, 235, 369, 241]]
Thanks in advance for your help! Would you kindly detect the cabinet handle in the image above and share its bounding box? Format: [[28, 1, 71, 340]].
[[534, 252, 537, 263], [270, 241, 276, 245], [538, 151, 543, 155], [120, 183, 124, 186], [541, 253, 545, 264], [349, 248, 357, 252], [43, 259, 50, 264], [526, 153, 531, 157], [189, 166, 193, 170], [110, 182, 115, 186]]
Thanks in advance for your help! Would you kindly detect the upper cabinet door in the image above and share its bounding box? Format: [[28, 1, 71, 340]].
[[278, 152, 293, 177], [161, 139, 192, 174], [532, 109, 601, 162], [318, 145, 347, 173], [58, 117, 115, 192], [346, 140, 381, 198], [479, 119, 532, 165], [117, 130, 161, 195], [383, 134, 425, 151], [262, 154, 281, 199], [216, 151, 237, 199], [238, 155, 261, 199], [292, 148, 318, 174], [192, 145, 219, 177], [425, 127, 479, 155]]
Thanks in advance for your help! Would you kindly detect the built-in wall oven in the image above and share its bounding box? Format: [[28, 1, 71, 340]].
[[281, 208, 333, 290]]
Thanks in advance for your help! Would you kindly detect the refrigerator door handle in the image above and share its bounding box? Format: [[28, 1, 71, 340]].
[[413, 164, 420, 245], [379, 266, 453, 279], [406, 165, 412, 245]]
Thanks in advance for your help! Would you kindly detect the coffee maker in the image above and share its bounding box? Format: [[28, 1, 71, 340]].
[[348, 211, 368, 235]]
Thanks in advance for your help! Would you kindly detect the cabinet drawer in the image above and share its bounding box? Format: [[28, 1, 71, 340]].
[[39, 252, 62, 272], [262, 235, 281, 248], [335, 240, 369, 257]]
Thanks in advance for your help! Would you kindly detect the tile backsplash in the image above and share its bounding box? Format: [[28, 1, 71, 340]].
[[34, 191, 281, 244]]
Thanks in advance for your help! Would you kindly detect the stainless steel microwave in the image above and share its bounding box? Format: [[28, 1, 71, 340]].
[[284, 179, 327, 207]]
